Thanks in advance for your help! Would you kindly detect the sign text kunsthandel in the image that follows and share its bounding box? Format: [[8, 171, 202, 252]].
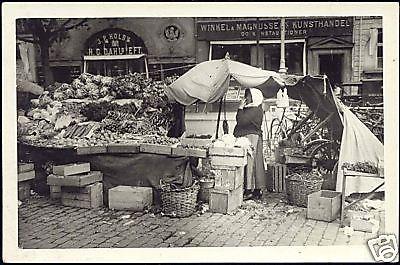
[[197, 17, 353, 40]]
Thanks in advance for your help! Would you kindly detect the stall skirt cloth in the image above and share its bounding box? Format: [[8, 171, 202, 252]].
[[87, 153, 192, 204]]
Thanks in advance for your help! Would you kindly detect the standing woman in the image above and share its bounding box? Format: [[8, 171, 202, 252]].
[[233, 88, 267, 200]]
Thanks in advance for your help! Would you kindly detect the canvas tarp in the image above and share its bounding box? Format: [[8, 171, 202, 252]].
[[335, 100, 384, 196]]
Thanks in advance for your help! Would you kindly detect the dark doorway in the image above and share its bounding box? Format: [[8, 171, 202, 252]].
[[319, 54, 343, 86]]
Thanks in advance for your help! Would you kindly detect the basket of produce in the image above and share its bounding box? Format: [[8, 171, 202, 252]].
[[160, 181, 200, 218], [285, 168, 324, 207]]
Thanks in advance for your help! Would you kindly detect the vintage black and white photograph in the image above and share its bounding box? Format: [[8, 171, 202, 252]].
[[3, 2, 399, 263]]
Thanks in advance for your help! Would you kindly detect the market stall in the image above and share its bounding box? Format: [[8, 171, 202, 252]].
[[17, 58, 384, 220]]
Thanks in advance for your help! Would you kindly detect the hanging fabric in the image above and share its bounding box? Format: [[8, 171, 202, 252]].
[[222, 95, 229, 134]]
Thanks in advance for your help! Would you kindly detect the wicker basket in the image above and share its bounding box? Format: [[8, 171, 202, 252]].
[[285, 175, 324, 207], [160, 183, 200, 218]]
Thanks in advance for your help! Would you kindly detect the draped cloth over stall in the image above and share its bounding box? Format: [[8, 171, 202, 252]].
[[334, 99, 384, 196]]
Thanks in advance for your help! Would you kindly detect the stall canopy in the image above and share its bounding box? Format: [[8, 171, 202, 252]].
[[166, 58, 385, 195], [166, 58, 343, 140]]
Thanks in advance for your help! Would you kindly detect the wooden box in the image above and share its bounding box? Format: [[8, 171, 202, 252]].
[[61, 182, 103, 209], [107, 143, 140, 154], [209, 185, 243, 214], [171, 147, 208, 158], [181, 138, 213, 148], [52, 162, 90, 176], [307, 190, 342, 222], [139, 144, 172, 155], [18, 170, 35, 182], [284, 154, 312, 165], [49, 185, 61, 199], [18, 163, 34, 173], [47, 171, 103, 187], [209, 147, 246, 157], [267, 163, 287, 193], [210, 155, 247, 168], [76, 146, 107, 155], [213, 167, 244, 191], [18, 181, 31, 201], [108, 186, 153, 211]]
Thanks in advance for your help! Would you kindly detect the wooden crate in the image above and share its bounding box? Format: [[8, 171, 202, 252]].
[[209, 147, 246, 157], [209, 185, 243, 214], [307, 190, 341, 222], [213, 167, 244, 191], [107, 143, 140, 154], [108, 186, 153, 211], [139, 143, 172, 155], [267, 163, 287, 193], [18, 163, 34, 173], [52, 162, 90, 176], [284, 154, 312, 165], [180, 138, 213, 148], [171, 147, 207, 158], [49, 185, 61, 199], [210, 155, 247, 168], [61, 182, 103, 209], [76, 146, 107, 155], [18, 181, 31, 201], [18, 170, 35, 182], [47, 171, 103, 187]]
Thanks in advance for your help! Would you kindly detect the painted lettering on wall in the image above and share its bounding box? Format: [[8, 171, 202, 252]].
[[197, 17, 353, 40], [85, 28, 145, 56]]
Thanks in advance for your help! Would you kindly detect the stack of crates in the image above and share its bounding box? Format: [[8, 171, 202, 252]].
[[47, 162, 103, 209], [18, 163, 35, 201], [207, 147, 247, 214]]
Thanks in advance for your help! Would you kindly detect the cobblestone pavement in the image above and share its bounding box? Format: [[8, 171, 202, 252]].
[[18, 192, 385, 249]]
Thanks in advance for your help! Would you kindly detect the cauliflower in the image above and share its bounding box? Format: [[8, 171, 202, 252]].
[[220, 133, 236, 148], [92, 75, 102, 85], [101, 76, 113, 86], [72, 79, 85, 90]]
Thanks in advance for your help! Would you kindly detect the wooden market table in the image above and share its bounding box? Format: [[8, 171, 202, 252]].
[[340, 169, 384, 227]]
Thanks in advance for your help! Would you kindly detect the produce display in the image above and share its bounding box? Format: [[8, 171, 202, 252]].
[[342, 161, 378, 174], [286, 167, 324, 181], [17, 73, 180, 149], [351, 108, 384, 143]]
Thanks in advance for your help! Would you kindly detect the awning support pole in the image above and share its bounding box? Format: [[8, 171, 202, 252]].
[[215, 97, 223, 139]]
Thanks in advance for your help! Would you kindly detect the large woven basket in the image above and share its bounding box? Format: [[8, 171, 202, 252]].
[[160, 183, 200, 218], [285, 175, 324, 207]]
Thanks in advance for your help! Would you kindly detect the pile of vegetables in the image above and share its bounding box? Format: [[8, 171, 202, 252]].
[[18, 72, 180, 148], [342, 161, 378, 174]]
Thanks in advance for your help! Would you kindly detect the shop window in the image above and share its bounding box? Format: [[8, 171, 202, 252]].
[[211, 44, 251, 65], [264, 42, 303, 74], [85, 58, 146, 77], [377, 28, 383, 69]]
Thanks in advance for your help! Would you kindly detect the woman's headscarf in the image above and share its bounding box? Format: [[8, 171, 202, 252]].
[[244, 88, 264, 108]]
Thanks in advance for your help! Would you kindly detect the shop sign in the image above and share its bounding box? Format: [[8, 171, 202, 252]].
[[197, 17, 353, 40], [85, 28, 145, 56]]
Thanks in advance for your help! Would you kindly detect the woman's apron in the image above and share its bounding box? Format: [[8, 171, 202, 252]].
[[244, 134, 266, 191]]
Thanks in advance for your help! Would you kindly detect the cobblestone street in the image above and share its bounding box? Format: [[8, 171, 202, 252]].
[[18, 192, 385, 249]]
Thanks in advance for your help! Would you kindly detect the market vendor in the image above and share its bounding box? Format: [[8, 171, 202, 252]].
[[233, 88, 267, 200]]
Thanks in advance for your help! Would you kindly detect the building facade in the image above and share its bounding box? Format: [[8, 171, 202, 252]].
[[16, 18, 197, 84]]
